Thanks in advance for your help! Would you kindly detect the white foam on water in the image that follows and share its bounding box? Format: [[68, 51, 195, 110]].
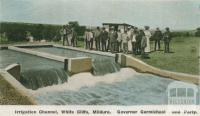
[[30, 68, 139, 96]]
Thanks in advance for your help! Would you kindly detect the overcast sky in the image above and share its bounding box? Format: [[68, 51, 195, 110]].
[[0, 0, 200, 30]]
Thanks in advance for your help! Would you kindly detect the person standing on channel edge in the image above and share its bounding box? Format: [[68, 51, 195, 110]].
[[117, 29, 122, 52], [153, 27, 163, 51], [100, 27, 108, 52], [127, 27, 134, 52], [122, 30, 129, 54], [163, 27, 172, 53], [66, 24, 71, 46], [144, 26, 152, 53], [61, 25, 67, 46], [60, 25, 64, 45], [109, 27, 118, 53], [94, 27, 101, 50], [84, 29, 90, 49], [71, 28, 77, 47], [140, 30, 147, 58], [106, 27, 113, 52], [135, 29, 142, 55], [89, 29, 94, 50], [131, 28, 138, 55]]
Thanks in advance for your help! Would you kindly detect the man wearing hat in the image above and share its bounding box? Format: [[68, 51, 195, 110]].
[[71, 28, 77, 47], [94, 27, 101, 50], [109, 27, 118, 53], [106, 27, 113, 52], [127, 26, 133, 52], [163, 27, 172, 53], [153, 27, 163, 51], [60, 25, 66, 46], [122, 30, 129, 54], [144, 26, 152, 53], [100, 27, 108, 51], [84, 29, 90, 49]]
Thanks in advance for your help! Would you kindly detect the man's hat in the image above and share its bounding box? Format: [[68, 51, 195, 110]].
[[145, 26, 149, 29], [166, 27, 169, 30]]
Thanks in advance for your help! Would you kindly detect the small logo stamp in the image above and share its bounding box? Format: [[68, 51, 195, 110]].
[[167, 81, 198, 105]]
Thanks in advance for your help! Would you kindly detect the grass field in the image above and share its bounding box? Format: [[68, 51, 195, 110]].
[[75, 37, 199, 75], [135, 37, 199, 75]]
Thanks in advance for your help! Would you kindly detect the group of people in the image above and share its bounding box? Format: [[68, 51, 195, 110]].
[[83, 26, 172, 58], [60, 25, 78, 47], [60, 25, 172, 58]]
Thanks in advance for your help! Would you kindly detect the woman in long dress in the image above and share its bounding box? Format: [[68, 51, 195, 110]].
[[144, 26, 152, 53]]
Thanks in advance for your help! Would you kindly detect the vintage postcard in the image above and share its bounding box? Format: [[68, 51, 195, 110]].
[[0, 0, 199, 116]]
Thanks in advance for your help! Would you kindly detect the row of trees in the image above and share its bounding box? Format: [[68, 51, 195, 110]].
[[0, 22, 199, 43], [0, 21, 86, 42]]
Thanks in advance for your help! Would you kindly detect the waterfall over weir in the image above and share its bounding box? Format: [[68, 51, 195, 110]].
[[21, 68, 68, 90], [29, 47, 121, 75], [1, 48, 120, 90], [0, 49, 69, 90], [92, 59, 120, 75]]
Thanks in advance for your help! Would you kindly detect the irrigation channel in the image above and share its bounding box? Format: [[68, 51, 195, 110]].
[[0, 46, 198, 105]]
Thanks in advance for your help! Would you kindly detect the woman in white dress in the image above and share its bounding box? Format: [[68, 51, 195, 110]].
[[144, 26, 152, 53]]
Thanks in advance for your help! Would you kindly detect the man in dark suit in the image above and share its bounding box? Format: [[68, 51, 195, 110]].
[[100, 27, 108, 52], [109, 27, 118, 53], [153, 28, 163, 51], [135, 29, 142, 55], [94, 27, 101, 50], [163, 27, 172, 53], [71, 28, 77, 47]]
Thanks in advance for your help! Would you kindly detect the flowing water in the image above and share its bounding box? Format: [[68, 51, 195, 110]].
[[28, 47, 120, 75], [1, 49, 198, 105], [0, 50, 68, 90], [31, 68, 176, 105]]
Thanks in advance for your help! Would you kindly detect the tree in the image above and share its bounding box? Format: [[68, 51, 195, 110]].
[[68, 21, 79, 28], [68, 21, 85, 36], [195, 27, 200, 37]]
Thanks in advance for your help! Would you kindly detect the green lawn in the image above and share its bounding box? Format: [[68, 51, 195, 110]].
[[135, 37, 199, 75], [76, 37, 199, 75]]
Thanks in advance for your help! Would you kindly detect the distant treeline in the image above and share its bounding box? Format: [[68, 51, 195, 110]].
[[0, 22, 199, 42], [0, 22, 86, 42], [171, 31, 194, 37]]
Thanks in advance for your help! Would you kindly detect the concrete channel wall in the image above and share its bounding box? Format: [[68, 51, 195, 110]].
[[15, 44, 199, 85], [53, 45, 199, 85], [0, 45, 93, 104], [116, 53, 199, 85], [53, 44, 115, 57], [66, 57, 92, 75], [8, 46, 92, 74], [10, 44, 200, 84], [9, 46, 65, 62]]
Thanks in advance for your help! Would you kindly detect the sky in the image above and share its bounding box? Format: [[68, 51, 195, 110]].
[[0, 0, 200, 30]]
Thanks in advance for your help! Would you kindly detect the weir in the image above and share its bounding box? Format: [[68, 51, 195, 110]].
[[21, 68, 68, 90], [0, 46, 120, 90], [26, 46, 120, 75], [0, 49, 69, 90]]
